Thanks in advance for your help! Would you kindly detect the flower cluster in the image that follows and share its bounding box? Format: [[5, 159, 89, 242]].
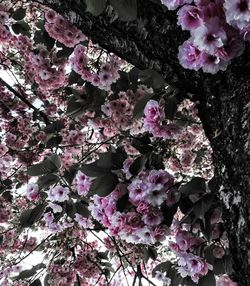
[[161, 0, 248, 73], [143, 100, 180, 139], [216, 275, 238, 286], [0, 197, 11, 223], [177, 252, 212, 283], [48, 262, 77, 286], [70, 44, 121, 90], [89, 169, 175, 245], [28, 50, 67, 91], [75, 171, 92, 196], [48, 185, 70, 202], [44, 10, 85, 47], [0, 6, 10, 43], [166, 100, 213, 178], [166, 207, 225, 283], [0, 2, 238, 285], [26, 182, 40, 201]]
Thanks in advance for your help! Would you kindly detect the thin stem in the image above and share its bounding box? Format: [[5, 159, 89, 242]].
[[0, 77, 50, 125]]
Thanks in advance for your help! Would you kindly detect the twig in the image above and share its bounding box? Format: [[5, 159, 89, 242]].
[[0, 77, 50, 125]]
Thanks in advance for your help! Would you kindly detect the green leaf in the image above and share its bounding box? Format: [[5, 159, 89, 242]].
[[213, 258, 226, 275], [95, 152, 114, 169], [57, 47, 74, 58], [96, 152, 126, 170], [111, 71, 130, 93], [33, 29, 55, 50], [116, 192, 129, 212], [129, 155, 147, 176], [198, 271, 215, 286], [65, 200, 76, 219], [97, 251, 109, 260], [165, 95, 178, 120], [85, 0, 106, 16], [208, 177, 217, 192], [45, 135, 62, 148], [133, 93, 152, 118], [64, 166, 78, 185], [131, 136, 154, 154], [75, 201, 90, 217], [27, 163, 50, 176], [12, 21, 31, 36], [35, 19, 45, 29], [66, 200, 90, 219], [44, 120, 64, 134], [30, 279, 42, 286], [161, 204, 176, 227], [45, 154, 61, 169], [144, 246, 157, 261], [44, 274, 50, 286], [223, 254, 233, 275], [68, 70, 82, 85], [3, 178, 12, 187], [200, 211, 212, 241], [193, 194, 214, 219], [180, 177, 206, 195], [110, 0, 137, 21], [80, 163, 110, 177], [139, 69, 165, 89], [152, 261, 173, 276], [38, 174, 59, 189], [2, 191, 12, 202], [90, 173, 118, 197], [27, 154, 61, 176], [66, 95, 88, 118], [179, 196, 194, 214], [12, 8, 26, 21], [16, 264, 46, 280], [19, 204, 46, 227]]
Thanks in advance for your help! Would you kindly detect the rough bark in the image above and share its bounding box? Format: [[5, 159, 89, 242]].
[[32, 0, 250, 284]]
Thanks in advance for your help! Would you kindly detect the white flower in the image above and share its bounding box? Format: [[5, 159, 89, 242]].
[[48, 186, 70, 202], [48, 202, 63, 213]]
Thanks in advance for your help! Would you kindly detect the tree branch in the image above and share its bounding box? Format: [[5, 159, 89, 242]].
[[0, 77, 50, 125]]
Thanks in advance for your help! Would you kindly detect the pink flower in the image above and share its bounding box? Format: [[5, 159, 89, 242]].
[[148, 169, 174, 188], [176, 230, 192, 251], [178, 40, 204, 71], [201, 52, 229, 74], [75, 171, 92, 196], [216, 275, 237, 286], [144, 100, 165, 130], [48, 202, 63, 213], [161, 0, 192, 10], [48, 185, 70, 202], [178, 252, 212, 283], [74, 213, 93, 228], [44, 211, 54, 224], [177, 5, 203, 30], [154, 226, 169, 241], [142, 209, 163, 226], [144, 183, 167, 207], [0, 11, 9, 23], [128, 179, 147, 205], [26, 182, 40, 201], [135, 226, 156, 244], [136, 201, 150, 213], [213, 247, 225, 259], [155, 271, 171, 286], [192, 17, 227, 54], [224, 0, 250, 30]]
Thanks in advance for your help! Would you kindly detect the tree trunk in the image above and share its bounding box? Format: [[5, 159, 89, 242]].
[[32, 0, 250, 284]]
